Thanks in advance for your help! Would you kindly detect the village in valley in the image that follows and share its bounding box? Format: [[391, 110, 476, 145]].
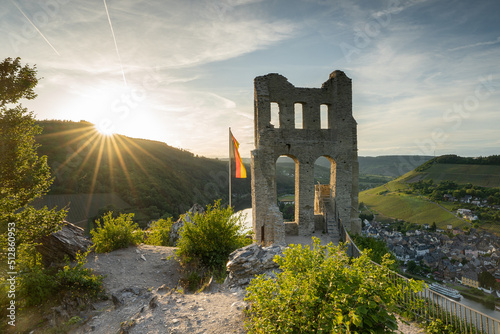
[[363, 217, 500, 298]]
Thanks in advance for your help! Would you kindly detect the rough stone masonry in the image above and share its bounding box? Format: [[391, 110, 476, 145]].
[[251, 70, 361, 245]]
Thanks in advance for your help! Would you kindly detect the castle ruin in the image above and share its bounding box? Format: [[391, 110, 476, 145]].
[[251, 70, 361, 245]]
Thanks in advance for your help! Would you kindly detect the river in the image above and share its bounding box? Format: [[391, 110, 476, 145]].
[[236, 207, 253, 231], [454, 293, 500, 321], [423, 289, 500, 332]]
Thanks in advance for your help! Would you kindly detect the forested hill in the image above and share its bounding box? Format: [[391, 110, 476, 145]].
[[35, 120, 250, 223], [416, 154, 500, 171], [403, 155, 500, 188], [314, 155, 434, 177], [358, 155, 434, 177]]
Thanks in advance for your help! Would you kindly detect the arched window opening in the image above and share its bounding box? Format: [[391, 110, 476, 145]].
[[320, 104, 328, 129], [276, 155, 297, 222], [294, 103, 303, 129], [270, 102, 280, 128], [314, 156, 337, 232], [314, 156, 331, 185]]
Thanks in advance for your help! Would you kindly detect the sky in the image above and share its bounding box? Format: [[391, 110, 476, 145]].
[[1, 0, 499, 158]]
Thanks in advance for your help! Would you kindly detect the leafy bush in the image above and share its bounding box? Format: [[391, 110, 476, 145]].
[[18, 251, 103, 307], [244, 237, 423, 333], [176, 200, 251, 271], [352, 234, 399, 271], [90, 212, 143, 253], [144, 218, 173, 246], [19, 265, 58, 306], [56, 251, 104, 297], [426, 319, 460, 334]]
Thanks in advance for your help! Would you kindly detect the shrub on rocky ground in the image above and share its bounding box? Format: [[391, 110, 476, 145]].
[[144, 218, 174, 246], [91, 212, 143, 253], [19, 250, 104, 307], [244, 237, 424, 333], [176, 200, 252, 274]]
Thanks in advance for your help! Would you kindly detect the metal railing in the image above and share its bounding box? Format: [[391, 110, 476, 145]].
[[338, 219, 500, 334]]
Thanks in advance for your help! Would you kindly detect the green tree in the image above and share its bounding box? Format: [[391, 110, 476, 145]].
[[359, 212, 374, 222], [0, 57, 38, 107], [0, 57, 66, 267], [0, 58, 68, 326], [407, 260, 418, 275], [478, 270, 497, 289], [430, 189, 443, 201]]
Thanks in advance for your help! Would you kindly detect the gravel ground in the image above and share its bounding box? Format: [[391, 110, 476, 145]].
[[70, 238, 427, 333]]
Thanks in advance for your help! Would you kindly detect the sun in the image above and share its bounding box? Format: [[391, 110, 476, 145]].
[[95, 119, 116, 136], [43, 122, 159, 204]]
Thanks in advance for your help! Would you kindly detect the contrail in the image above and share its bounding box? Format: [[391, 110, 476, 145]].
[[103, 0, 127, 87], [11, 0, 60, 55]]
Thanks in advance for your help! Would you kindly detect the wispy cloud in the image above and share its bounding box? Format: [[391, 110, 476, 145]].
[[371, 0, 429, 18], [1, 0, 498, 158], [448, 36, 500, 52], [10, 0, 60, 55], [102, 0, 127, 86]]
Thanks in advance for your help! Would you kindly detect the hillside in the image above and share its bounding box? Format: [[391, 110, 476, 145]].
[[360, 157, 500, 234], [403, 159, 500, 188], [35, 120, 250, 225], [315, 155, 434, 177], [32, 193, 130, 228], [276, 155, 429, 194], [360, 181, 467, 229]]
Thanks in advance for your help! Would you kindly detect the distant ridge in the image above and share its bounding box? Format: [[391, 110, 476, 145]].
[[35, 120, 250, 223], [279, 155, 434, 178], [32, 193, 130, 228]]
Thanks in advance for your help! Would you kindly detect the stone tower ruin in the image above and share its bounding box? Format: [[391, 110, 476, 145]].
[[251, 70, 361, 245]]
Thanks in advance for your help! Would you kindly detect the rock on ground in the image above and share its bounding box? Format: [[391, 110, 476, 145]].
[[169, 203, 204, 246], [68, 242, 425, 334], [36, 221, 92, 267], [225, 243, 285, 288]]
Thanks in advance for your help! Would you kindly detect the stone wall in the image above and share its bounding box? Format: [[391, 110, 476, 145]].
[[251, 70, 361, 245]]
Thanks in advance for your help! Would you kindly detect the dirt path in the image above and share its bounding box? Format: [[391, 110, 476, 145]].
[[72, 244, 246, 334], [70, 242, 425, 333]]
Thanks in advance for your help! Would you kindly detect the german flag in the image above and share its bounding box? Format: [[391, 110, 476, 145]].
[[229, 130, 247, 178]]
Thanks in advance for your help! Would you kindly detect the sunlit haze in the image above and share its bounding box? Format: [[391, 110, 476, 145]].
[[1, 0, 499, 158]]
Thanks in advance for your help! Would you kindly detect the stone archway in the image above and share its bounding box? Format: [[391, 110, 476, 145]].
[[251, 70, 361, 245], [275, 154, 299, 235], [313, 155, 338, 235]]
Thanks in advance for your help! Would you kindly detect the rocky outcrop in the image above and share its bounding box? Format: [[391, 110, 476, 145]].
[[225, 243, 286, 288], [168, 203, 204, 246], [36, 221, 92, 267]]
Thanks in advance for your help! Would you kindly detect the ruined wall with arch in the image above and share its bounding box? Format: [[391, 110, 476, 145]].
[[251, 70, 361, 245]]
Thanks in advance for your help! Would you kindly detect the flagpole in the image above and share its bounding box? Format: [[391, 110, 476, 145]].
[[229, 127, 232, 208]]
